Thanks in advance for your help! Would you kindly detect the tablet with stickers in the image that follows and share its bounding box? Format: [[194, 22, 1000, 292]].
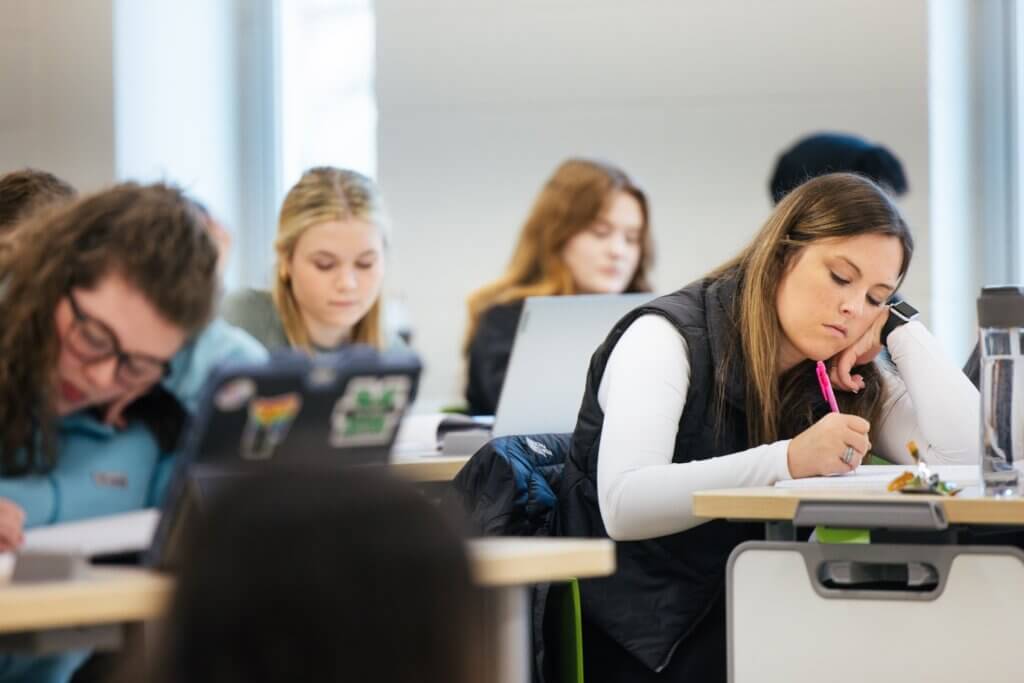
[[148, 345, 420, 568]]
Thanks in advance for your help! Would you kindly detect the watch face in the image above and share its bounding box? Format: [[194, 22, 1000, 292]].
[[890, 299, 919, 320]]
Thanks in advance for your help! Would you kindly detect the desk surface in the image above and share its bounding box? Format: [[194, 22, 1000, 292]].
[[0, 567, 172, 634], [693, 486, 1024, 526], [390, 454, 470, 482], [469, 537, 615, 586], [0, 537, 614, 634]]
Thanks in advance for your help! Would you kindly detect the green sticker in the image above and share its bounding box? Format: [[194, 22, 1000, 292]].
[[330, 376, 410, 447]]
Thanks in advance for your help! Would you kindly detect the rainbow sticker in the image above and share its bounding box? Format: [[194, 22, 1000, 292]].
[[241, 392, 303, 461]]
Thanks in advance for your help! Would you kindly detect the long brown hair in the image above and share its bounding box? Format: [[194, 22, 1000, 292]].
[[0, 168, 77, 261], [463, 158, 653, 351], [707, 173, 913, 446], [273, 167, 389, 351], [0, 183, 218, 475], [0, 168, 76, 232]]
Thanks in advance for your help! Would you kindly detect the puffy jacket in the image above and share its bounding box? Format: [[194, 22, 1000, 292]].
[[452, 432, 570, 537], [451, 432, 571, 683]]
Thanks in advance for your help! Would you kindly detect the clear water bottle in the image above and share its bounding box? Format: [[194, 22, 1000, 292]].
[[978, 286, 1024, 496]]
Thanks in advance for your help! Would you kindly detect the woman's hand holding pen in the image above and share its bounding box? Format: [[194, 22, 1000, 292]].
[[829, 308, 889, 393], [787, 413, 871, 477], [0, 498, 25, 552]]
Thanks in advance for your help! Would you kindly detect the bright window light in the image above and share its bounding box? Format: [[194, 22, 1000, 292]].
[[279, 0, 376, 194]]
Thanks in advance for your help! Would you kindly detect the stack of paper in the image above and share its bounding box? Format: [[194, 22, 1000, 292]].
[[393, 413, 492, 456], [21, 508, 159, 556], [0, 508, 160, 583]]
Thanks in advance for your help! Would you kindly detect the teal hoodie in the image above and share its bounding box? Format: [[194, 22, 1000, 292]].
[[0, 318, 267, 682]]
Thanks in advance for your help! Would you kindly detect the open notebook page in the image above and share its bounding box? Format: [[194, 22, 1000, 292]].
[[21, 508, 159, 556], [0, 508, 159, 582], [774, 465, 979, 490]]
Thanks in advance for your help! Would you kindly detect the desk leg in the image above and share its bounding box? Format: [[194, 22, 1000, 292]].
[[119, 619, 161, 675], [482, 585, 530, 683], [766, 520, 796, 541]]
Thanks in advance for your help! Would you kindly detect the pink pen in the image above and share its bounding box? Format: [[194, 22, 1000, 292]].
[[815, 360, 840, 413]]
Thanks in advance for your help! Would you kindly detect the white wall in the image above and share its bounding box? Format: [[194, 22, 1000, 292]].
[[114, 0, 243, 286], [0, 0, 116, 190], [377, 0, 931, 407], [0, 0, 934, 408], [0, 0, 253, 288]]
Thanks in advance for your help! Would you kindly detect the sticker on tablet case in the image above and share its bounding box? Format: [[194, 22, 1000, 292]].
[[242, 392, 303, 461], [214, 378, 256, 412], [329, 375, 411, 447]]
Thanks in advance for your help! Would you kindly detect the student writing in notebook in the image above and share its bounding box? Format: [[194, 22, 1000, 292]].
[[0, 181, 265, 683], [222, 167, 399, 353], [141, 469, 483, 683], [463, 158, 654, 415], [556, 173, 978, 683]]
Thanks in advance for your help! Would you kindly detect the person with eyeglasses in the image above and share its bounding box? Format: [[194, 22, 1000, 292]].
[[0, 179, 266, 683]]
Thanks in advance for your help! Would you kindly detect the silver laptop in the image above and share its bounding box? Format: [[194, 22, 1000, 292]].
[[492, 293, 656, 437]]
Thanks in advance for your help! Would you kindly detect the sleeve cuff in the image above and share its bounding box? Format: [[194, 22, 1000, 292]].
[[770, 440, 794, 481], [883, 320, 928, 363]]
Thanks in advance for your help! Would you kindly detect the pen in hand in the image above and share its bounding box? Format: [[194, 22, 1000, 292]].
[[815, 361, 840, 413], [816, 360, 856, 469]]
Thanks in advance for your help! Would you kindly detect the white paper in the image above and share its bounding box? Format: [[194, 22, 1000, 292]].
[[393, 413, 492, 456], [394, 414, 450, 453], [775, 465, 979, 490], [20, 508, 159, 557]]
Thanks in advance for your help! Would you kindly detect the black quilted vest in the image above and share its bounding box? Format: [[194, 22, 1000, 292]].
[[555, 275, 763, 672]]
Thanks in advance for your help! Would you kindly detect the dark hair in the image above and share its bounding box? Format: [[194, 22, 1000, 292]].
[[150, 469, 482, 683], [769, 133, 908, 204], [0, 183, 218, 474], [0, 168, 76, 231]]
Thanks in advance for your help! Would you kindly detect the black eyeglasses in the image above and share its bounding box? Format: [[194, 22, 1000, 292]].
[[65, 290, 171, 387]]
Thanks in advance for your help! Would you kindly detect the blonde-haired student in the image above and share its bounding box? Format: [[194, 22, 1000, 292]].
[[463, 158, 654, 415], [556, 173, 978, 682], [223, 166, 391, 352]]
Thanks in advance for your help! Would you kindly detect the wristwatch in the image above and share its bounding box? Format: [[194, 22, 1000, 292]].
[[880, 297, 919, 346]]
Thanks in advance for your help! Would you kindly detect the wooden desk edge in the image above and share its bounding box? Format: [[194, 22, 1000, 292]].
[[692, 489, 800, 521], [390, 455, 469, 482], [692, 487, 1024, 525], [469, 539, 616, 586], [0, 567, 171, 633], [0, 539, 616, 633]]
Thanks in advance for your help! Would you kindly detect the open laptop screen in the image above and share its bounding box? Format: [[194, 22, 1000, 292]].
[[493, 293, 654, 437]]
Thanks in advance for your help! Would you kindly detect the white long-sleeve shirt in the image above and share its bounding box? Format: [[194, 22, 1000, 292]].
[[596, 315, 980, 541]]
